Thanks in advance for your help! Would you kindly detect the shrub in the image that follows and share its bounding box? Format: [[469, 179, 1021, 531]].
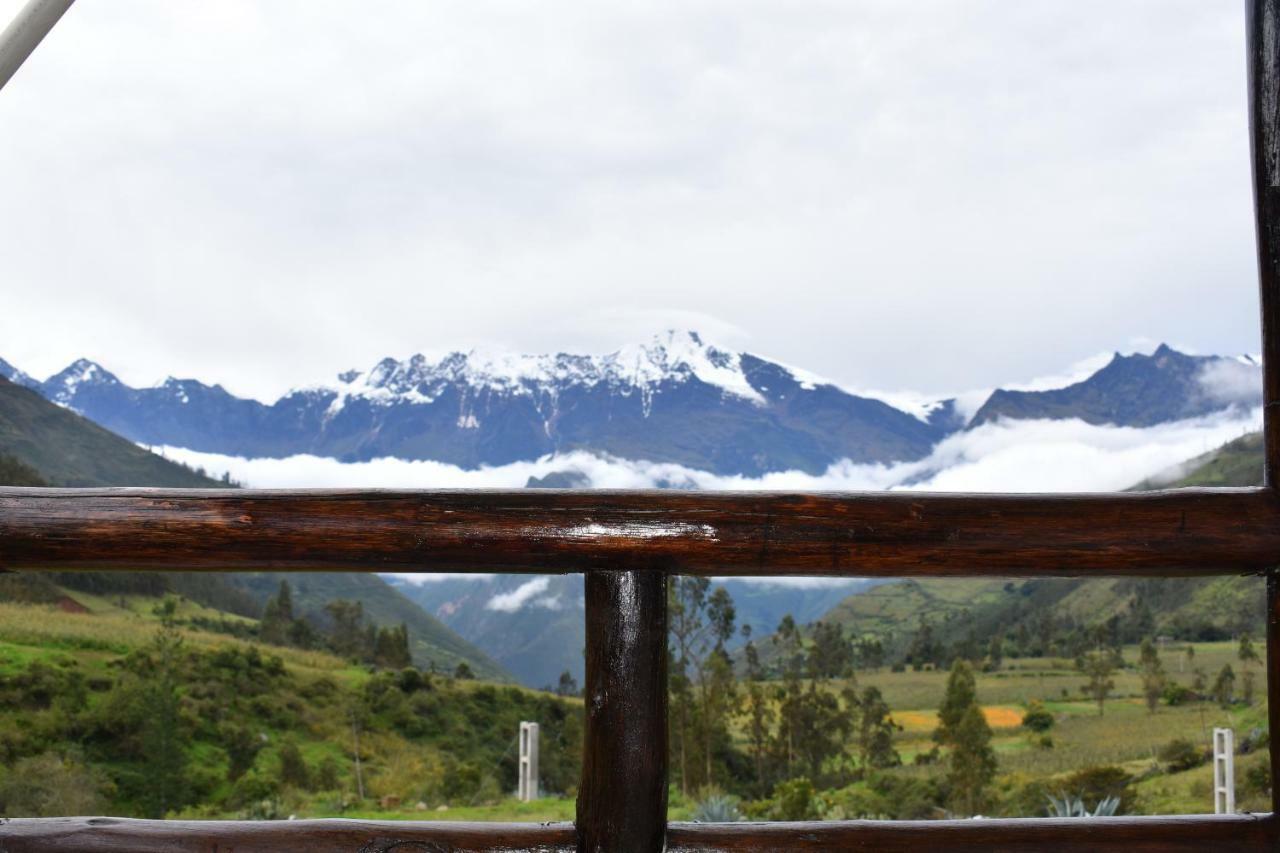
[[1058, 766, 1134, 815], [1162, 683, 1193, 707], [1243, 762, 1272, 798], [1157, 738, 1204, 772], [277, 740, 311, 790], [1021, 701, 1054, 733], [0, 752, 111, 817], [773, 778, 819, 821]]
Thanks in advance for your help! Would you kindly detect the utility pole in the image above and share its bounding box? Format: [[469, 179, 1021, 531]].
[[0, 0, 76, 92]]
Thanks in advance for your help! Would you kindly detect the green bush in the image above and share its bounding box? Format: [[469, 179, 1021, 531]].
[[1021, 701, 1054, 733], [773, 777, 819, 821], [1162, 683, 1194, 707], [0, 752, 111, 816], [1058, 766, 1134, 815], [1157, 738, 1204, 772]]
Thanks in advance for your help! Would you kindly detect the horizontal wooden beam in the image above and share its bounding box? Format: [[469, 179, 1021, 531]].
[[2, 487, 1279, 576], [665, 814, 1278, 852], [0, 817, 577, 852], [1, 815, 1273, 852]]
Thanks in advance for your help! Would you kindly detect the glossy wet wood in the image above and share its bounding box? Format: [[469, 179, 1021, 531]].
[[578, 570, 667, 853], [1249, 0, 1280, 817], [0, 817, 577, 852], [1, 814, 1274, 852], [665, 814, 1279, 852], [2, 487, 1278, 576]]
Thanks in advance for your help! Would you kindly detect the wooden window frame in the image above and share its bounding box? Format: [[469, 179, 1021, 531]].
[[4, 2, 1280, 850]]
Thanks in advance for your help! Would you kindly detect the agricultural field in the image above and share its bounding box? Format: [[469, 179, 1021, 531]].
[[727, 642, 1270, 818]]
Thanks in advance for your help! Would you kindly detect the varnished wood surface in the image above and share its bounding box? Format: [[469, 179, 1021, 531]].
[[0, 817, 577, 852], [1, 815, 1274, 852], [1247, 0, 1280, 815], [2, 487, 1278, 576], [1249, 0, 1280, 483], [577, 571, 667, 853], [664, 814, 1279, 851]]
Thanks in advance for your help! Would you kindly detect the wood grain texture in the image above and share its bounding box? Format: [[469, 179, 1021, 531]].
[[0, 817, 577, 852], [2, 487, 1279, 577], [664, 814, 1279, 852], [3, 815, 1273, 852], [1248, 0, 1280, 814], [577, 570, 667, 853], [1250, 0, 1280, 483]]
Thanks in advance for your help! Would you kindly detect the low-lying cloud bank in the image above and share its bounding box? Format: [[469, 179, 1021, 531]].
[[156, 406, 1261, 495]]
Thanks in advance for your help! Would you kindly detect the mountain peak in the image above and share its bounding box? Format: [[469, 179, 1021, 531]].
[[42, 359, 120, 405]]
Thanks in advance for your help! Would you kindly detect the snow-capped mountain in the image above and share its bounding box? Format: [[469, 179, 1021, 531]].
[[1, 332, 1262, 478], [8, 332, 959, 475]]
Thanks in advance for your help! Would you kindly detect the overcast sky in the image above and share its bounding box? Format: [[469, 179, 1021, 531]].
[[0, 1, 1262, 402]]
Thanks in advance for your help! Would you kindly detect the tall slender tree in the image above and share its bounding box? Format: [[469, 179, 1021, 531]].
[[1138, 638, 1166, 714]]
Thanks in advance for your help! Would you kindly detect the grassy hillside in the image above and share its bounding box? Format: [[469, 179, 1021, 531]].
[[1133, 431, 1263, 489], [0, 377, 224, 487], [0, 592, 580, 820]]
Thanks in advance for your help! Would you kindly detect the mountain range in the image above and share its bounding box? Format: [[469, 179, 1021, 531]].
[[1, 333, 1261, 478], [1, 335, 1267, 687]]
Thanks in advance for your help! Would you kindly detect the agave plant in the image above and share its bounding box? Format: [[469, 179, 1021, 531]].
[[1046, 792, 1121, 818], [692, 793, 742, 823]]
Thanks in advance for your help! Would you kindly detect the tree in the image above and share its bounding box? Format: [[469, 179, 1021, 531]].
[[260, 580, 295, 646], [1138, 638, 1166, 715], [1183, 643, 1195, 674], [1238, 633, 1260, 705], [667, 577, 739, 794], [373, 623, 411, 669], [139, 598, 188, 818], [739, 628, 775, 796], [325, 599, 369, 659], [854, 637, 885, 672], [947, 704, 997, 816], [453, 661, 474, 680], [1213, 664, 1236, 708], [1192, 667, 1209, 736], [855, 686, 900, 770], [1078, 650, 1116, 716], [278, 739, 311, 790], [773, 614, 807, 781], [906, 618, 941, 671], [809, 621, 852, 679], [985, 635, 1004, 672], [555, 670, 579, 697], [934, 660, 977, 746]]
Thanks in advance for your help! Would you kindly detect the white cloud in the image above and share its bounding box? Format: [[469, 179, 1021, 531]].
[[485, 577, 552, 612], [718, 577, 864, 589], [0, 1, 1261, 401], [1196, 359, 1262, 406], [155, 403, 1262, 495], [383, 572, 495, 585]]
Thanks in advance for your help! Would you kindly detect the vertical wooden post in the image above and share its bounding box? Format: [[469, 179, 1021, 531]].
[[577, 570, 667, 853], [1247, 0, 1280, 817]]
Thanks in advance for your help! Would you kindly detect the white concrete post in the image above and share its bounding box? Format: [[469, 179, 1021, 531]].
[[1212, 727, 1235, 814], [518, 721, 539, 802]]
